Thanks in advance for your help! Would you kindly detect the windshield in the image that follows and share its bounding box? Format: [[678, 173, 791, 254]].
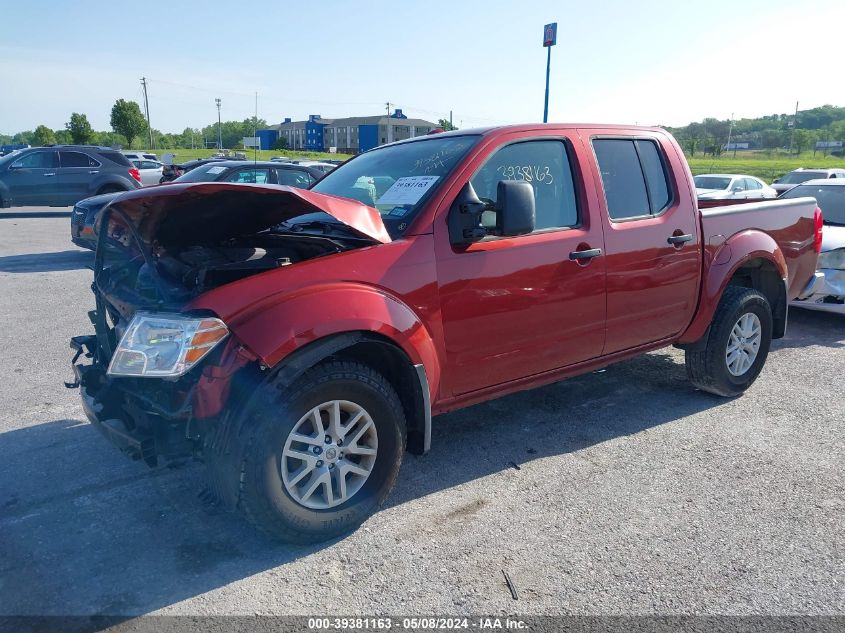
[[780, 171, 826, 184], [0, 149, 24, 165], [694, 176, 732, 190], [173, 164, 229, 183], [781, 185, 845, 225], [310, 135, 479, 237]]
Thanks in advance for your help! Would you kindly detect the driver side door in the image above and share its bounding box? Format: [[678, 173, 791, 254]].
[[435, 133, 607, 396], [6, 150, 60, 206]]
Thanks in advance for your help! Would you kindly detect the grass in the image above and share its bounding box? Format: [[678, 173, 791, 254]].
[[687, 151, 845, 182], [137, 148, 354, 163]]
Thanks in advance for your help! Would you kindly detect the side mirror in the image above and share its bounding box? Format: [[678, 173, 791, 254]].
[[494, 180, 535, 237], [448, 182, 490, 245]]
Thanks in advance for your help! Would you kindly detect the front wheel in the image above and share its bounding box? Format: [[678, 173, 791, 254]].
[[685, 287, 773, 397], [236, 361, 406, 543]]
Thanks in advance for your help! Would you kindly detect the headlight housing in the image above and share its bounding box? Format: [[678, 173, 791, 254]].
[[107, 312, 228, 378], [817, 248, 845, 270]]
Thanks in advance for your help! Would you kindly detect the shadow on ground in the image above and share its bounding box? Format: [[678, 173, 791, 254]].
[[0, 311, 841, 616], [0, 250, 93, 273]]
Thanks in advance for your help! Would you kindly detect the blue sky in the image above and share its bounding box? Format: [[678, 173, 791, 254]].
[[2, 0, 844, 134]]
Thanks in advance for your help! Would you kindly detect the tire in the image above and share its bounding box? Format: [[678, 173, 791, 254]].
[[237, 360, 406, 543], [686, 286, 773, 397], [96, 184, 124, 196]]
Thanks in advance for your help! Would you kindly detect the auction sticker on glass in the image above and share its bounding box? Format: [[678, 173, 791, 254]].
[[377, 176, 439, 206]]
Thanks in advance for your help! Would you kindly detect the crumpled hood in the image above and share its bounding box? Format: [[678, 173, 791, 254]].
[[822, 224, 845, 252], [103, 182, 391, 245]]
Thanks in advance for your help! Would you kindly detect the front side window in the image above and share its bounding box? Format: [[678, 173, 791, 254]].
[[593, 138, 673, 220], [470, 140, 578, 231], [12, 151, 58, 169], [732, 179, 746, 191]]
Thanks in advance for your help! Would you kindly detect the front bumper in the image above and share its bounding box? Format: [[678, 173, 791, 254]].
[[68, 335, 197, 465], [790, 268, 845, 315]]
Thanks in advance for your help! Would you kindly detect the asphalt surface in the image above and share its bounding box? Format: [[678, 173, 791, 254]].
[[0, 208, 843, 617]]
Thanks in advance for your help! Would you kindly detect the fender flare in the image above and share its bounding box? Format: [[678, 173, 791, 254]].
[[678, 230, 787, 344]]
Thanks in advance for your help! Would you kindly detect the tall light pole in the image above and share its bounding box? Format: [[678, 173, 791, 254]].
[[215, 98, 222, 150], [542, 23, 557, 123]]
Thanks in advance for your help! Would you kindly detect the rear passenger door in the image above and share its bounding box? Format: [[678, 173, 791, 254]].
[[58, 150, 101, 204], [587, 133, 701, 354]]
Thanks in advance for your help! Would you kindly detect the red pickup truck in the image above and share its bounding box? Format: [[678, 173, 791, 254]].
[[69, 124, 822, 543]]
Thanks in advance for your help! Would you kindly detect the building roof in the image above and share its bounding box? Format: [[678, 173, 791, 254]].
[[268, 115, 437, 130]]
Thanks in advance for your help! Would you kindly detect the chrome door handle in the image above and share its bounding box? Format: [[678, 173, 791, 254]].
[[569, 248, 602, 260], [667, 234, 693, 245], [88, 170, 99, 174], [44, 173, 56, 177]]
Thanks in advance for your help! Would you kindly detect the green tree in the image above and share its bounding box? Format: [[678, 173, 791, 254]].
[[273, 136, 289, 150], [32, 125, 55, 146], [792, 129, 811, 155], [54, 129, 72, 144], [437, 118, 457, 131], [110, 99, 147, 149], [66, 113, 93, 144]]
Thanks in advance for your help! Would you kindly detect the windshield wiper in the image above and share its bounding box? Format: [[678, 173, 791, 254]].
[[276, 220, 365, 239]]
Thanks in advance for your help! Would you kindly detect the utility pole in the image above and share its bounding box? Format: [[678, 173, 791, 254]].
[[385, 101, 391, 145], [725, 112, 735, 158], [215, 98, 222, 150], [140, 77, 153, 149], [254, 92, 258, 162], [788, 100, 799, 155], [542, 23, 557, 123], [449, 110, 453, 130]]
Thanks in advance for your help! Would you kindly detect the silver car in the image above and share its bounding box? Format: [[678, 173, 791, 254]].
[[772, 168, 845, 195], [783, 179, 845, 314], [694, 173, 777, 200], [131, 159, 164, 186]]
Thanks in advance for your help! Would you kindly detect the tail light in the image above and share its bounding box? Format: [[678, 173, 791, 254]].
[[813, 205, 823, 254], [129, 167, 142, 183]]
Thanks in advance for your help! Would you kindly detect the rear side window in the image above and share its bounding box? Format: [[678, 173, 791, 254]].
[[277, 169, 314, 188], [593, 138, 673, 220], [60, 151, 99, 168], [97, 151, 131, 166]]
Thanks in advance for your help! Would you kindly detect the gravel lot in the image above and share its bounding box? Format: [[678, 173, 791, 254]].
[[0, 208, 843, 617]]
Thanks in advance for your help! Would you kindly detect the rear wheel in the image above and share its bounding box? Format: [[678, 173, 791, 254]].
[[685, 286, 773, 397], [237, 361, 406, 543], [96, 184, 124, 196]]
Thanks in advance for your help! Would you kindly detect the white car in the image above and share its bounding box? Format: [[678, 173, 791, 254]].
[[131, 159, 164, 186], [288, 160, 336, 173], [694, 174, 777, 200], [122, 151, 158, 162], [782, 179, 845, 314]]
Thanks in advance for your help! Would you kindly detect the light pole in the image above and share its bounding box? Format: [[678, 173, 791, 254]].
[[215, 98, 222, 150], [542, 23, 557, 123]]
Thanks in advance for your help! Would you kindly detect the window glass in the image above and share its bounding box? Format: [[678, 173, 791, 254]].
[[60, 151, 98, 168], [277, 169, 314, 188], [592, 139, 650, 219], [469, 140, 578, 231], [141, 161, 160, 170], [635, 140, 671, 211], [746, 178, 761, 190], [97, 151, 131, 166], [223, 168, 270, 184], [12, 151, 58, 169], [731, 179, 746, 191]]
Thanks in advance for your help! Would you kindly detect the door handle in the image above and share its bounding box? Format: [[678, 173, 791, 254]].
[[569, 248, 602, 260], [88, 170, 99, 174], [667, 234, 693, 245], [44, 173, 56, 177]]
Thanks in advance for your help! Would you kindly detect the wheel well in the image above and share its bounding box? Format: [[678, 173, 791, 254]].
[[727, 258, 786, 338], [332, 334, 428, 455]]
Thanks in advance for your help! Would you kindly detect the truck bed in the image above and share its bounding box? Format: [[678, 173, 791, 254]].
[[700, 197, 819, 299]]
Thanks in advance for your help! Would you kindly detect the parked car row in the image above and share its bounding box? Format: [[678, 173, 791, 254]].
[[695, 167, 845, 201], [70, 160, 325, 249]]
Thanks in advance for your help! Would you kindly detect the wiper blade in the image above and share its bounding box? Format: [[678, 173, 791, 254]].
[[276, 220, 363, 238]]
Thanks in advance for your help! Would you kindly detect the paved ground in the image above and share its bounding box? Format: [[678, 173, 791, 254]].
[[0, 208, 843, 617]]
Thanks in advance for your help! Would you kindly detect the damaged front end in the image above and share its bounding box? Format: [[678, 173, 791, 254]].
[[67, 182, 389, 465]]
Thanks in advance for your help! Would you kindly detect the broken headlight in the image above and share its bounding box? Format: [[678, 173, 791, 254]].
[[108, 313, 228, 378], [817, 248, 845, 270]]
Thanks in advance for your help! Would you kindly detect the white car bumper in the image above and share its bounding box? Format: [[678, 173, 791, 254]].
[[790, 269, 845, 314]]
